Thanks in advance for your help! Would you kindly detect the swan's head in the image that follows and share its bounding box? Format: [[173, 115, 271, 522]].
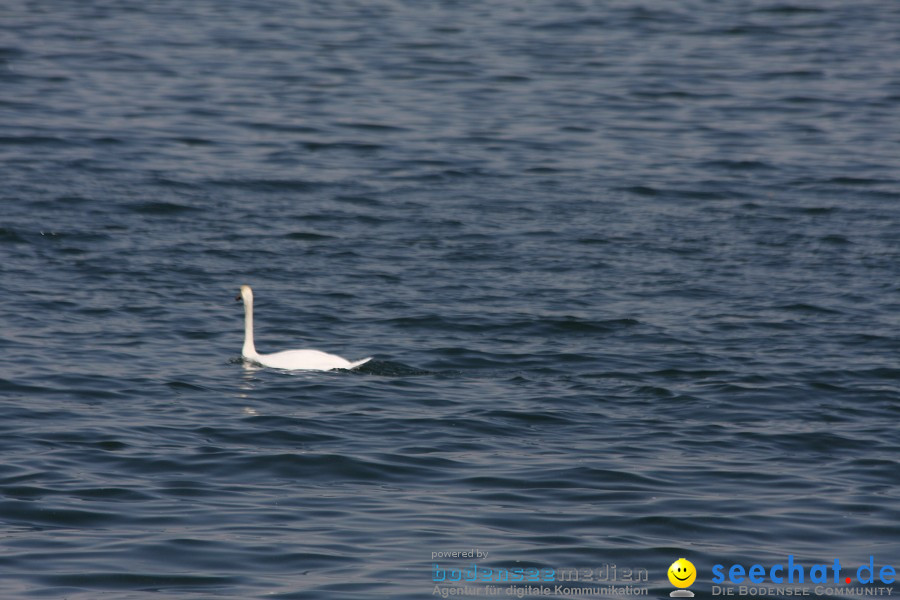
[[236, 285, 253, 304]]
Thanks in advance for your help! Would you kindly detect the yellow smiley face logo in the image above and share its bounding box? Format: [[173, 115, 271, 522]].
[[668, 558, 696, 588]]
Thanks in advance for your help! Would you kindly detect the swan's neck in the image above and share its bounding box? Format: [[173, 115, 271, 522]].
[[242, 298, 258, 359]]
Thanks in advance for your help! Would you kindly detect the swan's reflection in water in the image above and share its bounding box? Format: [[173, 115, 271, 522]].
[[237, 362, 261, 403]]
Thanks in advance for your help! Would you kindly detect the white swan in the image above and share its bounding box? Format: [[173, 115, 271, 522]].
[[236, 285, 371, 371]]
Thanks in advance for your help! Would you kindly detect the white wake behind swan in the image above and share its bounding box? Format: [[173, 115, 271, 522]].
[[236, 285, 371, 371]]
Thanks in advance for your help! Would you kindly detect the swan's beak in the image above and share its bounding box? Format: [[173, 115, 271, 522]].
[[235, 293, 242, 302]]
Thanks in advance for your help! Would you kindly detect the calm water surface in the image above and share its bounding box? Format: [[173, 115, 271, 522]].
[[1, 1, 899, 598]]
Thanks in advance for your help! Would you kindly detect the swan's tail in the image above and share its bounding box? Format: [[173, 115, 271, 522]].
[[347, 357, 372, 370]]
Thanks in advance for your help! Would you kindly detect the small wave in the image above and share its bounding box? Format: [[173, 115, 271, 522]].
[[284, 231, 336, 241], [751, 5, 826, 14], [347, 360, 432, 376], [300, 141, 384, 153], [0, 499, 124, 528], [701, 159, 776, 171], [827, 176, 893, 186], [334, 121, 408, 132], [129, 201, 199, 215], [0, 227, 26, 243], [37, 572, 242, 591], [0, 135, 76, 147], [778, 302, 843, 314], [206, 178, 331, 192]]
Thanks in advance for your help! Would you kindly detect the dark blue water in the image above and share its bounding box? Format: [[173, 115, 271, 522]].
[[2, 1, 899, 598]]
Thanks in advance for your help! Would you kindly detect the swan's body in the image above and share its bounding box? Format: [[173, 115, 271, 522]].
[[237, 285, 371, 371]]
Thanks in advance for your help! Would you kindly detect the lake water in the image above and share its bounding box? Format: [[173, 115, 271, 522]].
[[1, 1, 899, 598]]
